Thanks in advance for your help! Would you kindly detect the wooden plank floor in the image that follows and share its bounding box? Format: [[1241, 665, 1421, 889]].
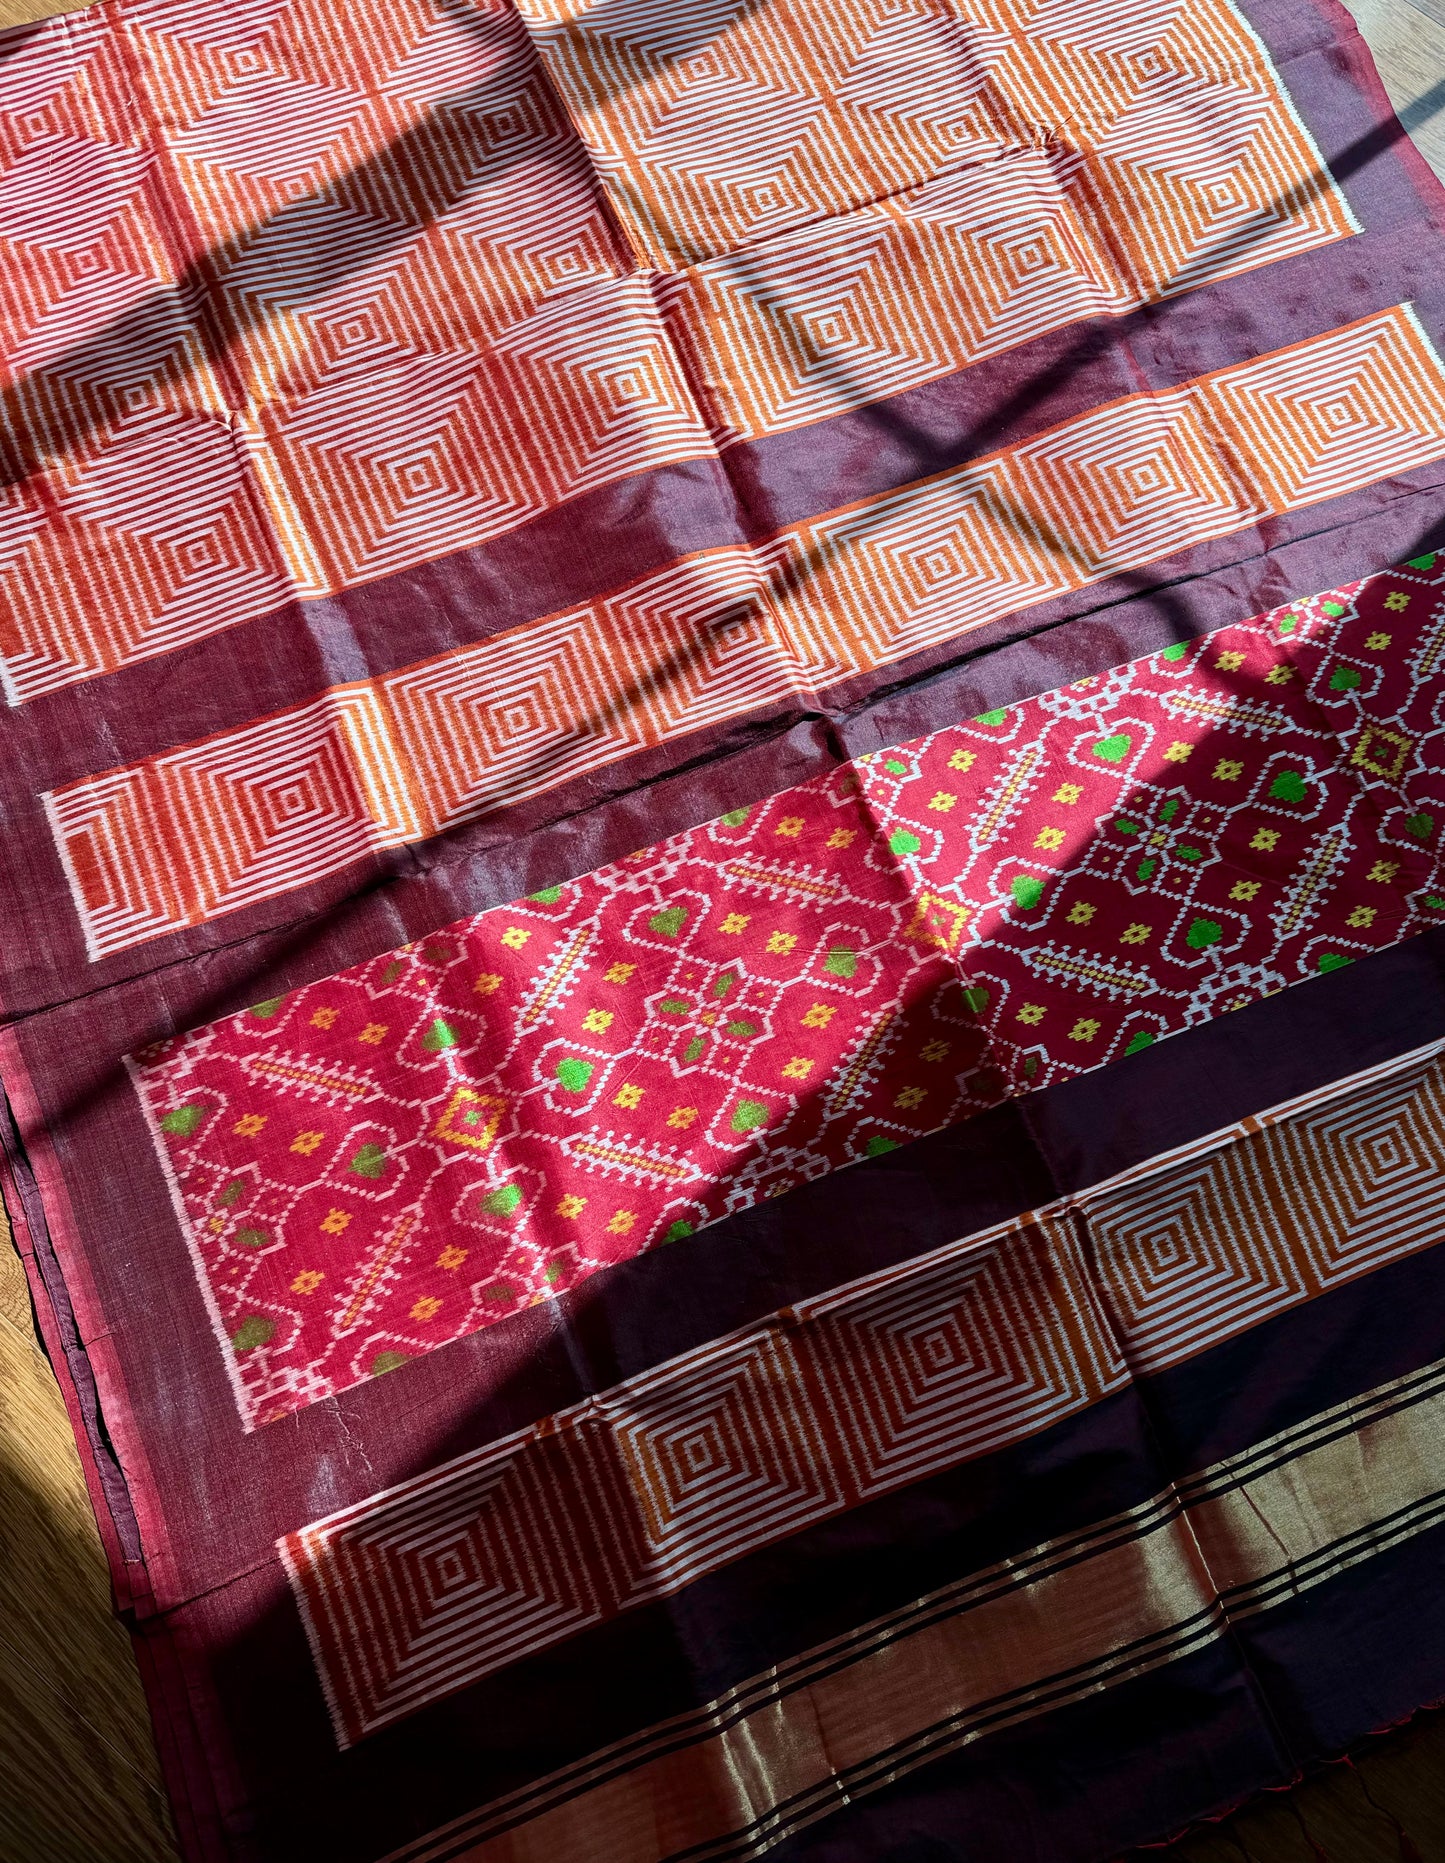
[[0, 2, 1443, 1859]]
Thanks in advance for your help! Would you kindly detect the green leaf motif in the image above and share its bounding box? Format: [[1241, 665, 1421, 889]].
[[650, 906, 687, 937], [1161, 643, 1188, 662], [1407, 553, 1437, 570], [1278, 614, 1299, 634], [1136, 857, 1157, 881], [1186, 918, 1223, 950], [731, 1099, 769, 1133], [235, 1227, 268, 1250], [962, 985, 990, 1014], [825, 948, 858, 978], [1011, 875, 1044, 909], [865, 1136, 900, 1157], [973, 708, 1008, 726], [683, 1036, 707, 1063], [725, 1020, 757, 1038], [1115, 819, 1140, 836], [349, 1144, 387, 1179], [884, 758, 909, 775], [1124, 1032, 1156, 1055], [161, 1103, 206, 1137], [662, 1220, 695, 1243], [719, 808, 749, 828], [1159, 799, 1180, 822], [528, 885, 563, 904], [1328, 666, 1362, 692], [481, 1185, 522, 1217], [1318, 952, 1352, 973], [888, 829, 922, 857], [659, 998, 691, 1015], [1322, 601, 1347, 618], [1092, 733, 1133, 764], [248, 997, 284, 1020], [1407, 812, 1435, 840], [555, 1058, 594, 1092], [1269, 771, 1309, 803], [712, 971, 738, 997], [232, 1317, 275, 1354], [421, 1019, 457, 1052], [371, 1351, 409, 1376]]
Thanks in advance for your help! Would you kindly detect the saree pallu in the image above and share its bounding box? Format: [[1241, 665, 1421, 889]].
[[4, 0, 1445, 1856]]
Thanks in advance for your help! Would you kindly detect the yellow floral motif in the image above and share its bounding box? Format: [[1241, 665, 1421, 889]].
[[826, 829, 857, 850], [207, 1213, 225, 1234], [1365, 631, 1392, 650], [359, 1022, 388, 1044], [607, 1211, 636, 1235], [895, 1086, 927, 1109], [473, 973, 503, 996], [1163, 742, 1193, 763], [1230, 881, 1262, 901], [582, 1009, 614, 1034], [614, 1083, 644, 1109], [1347, 905, 1377, 928], [234, 1113, 267, 1138], [802, 1003, 836, 1029], [1017, 1003, 1046, 1025], [948, 749, 976, 772], [437, 1246, 468, 1270], [320, 1208, 352, 1235], [1034, 827, 1065, 851], [501, 927, 531, 950], [721, 913, 751, 934], [310, 1007, 338, 1030], [1067, 902, 1096, 925], [1069, 1018, 1101, 1042], [291, 1130, 324, 1156], [290, 1270, 325, 1295], [766, 931, 798, 955], [410, 1296, 442, 1322], [556, 1194, 587, 1218], [1368, 860, 1400, 883], [1265, 665, 1295, 686], [1384, 591, 1411, 612], [782, 1057, 814, 1080], [1251, 828, 1280, 851], [775, 816, 805, 838], [667, 1106, 699, 1130], [604, 962, 637, 983], [1053, 783, 1083, 805], [928, 791, 957, 812], [1213, 759, 1244, 781], [1120, 923, 1151, 944], [1216, 650, 1246, 672], [920, 1039, 951, 1062]]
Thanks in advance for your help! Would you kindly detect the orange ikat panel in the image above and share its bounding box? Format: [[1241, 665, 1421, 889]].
[[45, 305, 1445, 960], [1, 0, 1354, 701], [520, 0, 1357, 441]]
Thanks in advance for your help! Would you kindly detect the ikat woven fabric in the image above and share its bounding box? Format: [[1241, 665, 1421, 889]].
[[135, 555, 1445, 1425], [7, 0, 1445, 1859]]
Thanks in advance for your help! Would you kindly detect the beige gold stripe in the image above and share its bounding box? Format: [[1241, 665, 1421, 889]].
[[391, 1358, 1445, 1863]]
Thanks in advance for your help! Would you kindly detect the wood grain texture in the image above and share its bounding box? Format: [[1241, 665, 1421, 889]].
[[1152, 1713, 1445, 1860], [0, 1, 1440, 1857], [0, 1224, 178, 1863]]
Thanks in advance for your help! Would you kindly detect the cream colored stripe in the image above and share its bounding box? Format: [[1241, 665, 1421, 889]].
[[401, 1358, 1445, 1863]]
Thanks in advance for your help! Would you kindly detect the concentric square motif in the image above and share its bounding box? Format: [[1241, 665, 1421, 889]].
[[132, 555, 1445, 1424]]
